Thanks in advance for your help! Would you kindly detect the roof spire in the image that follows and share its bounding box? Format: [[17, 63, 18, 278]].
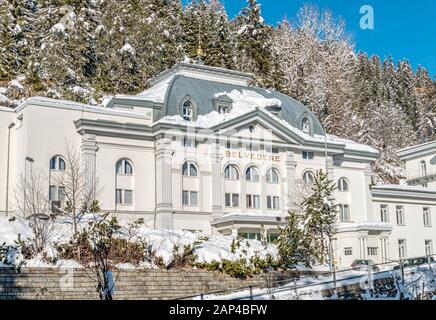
[[195, 22, 205, 65]]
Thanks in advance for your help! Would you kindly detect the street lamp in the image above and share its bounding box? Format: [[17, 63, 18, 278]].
[[5, 122, 15, 217], [24, 156, 35, 217]]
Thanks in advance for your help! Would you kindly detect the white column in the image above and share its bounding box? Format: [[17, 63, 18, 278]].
[[81, 134, 98, 198], [363, 164, 373, 221], [210, 147, 223, 219], [155, 136, 174, 229], [285, 151, 297, 212]]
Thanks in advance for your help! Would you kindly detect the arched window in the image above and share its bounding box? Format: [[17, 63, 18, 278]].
[[224, 164, 239, 180], [302, 117, 310, 134], [182, 161, 198, 177], [116, 159, 133, 175], [420, 161, 427, 177], [246, 166, 259, 182], [338, 178, 350, 192], [266, 168, 279, 183], [50, 156, 66, 171], [182, 99, 194, 121], [302, 171, 315, 186]]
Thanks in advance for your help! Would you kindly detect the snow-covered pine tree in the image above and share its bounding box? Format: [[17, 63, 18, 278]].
[[233, 0, 274, 88], [0, 0, 15, 80], [301, 170, 337, 265], [396, 59, 421, 131], [203, 0, 235, 68], [277, 211, 313, 267], [0, 0, 37, 79]]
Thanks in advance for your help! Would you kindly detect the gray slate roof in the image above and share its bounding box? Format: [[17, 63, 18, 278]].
[[162, 75, 325, 136]]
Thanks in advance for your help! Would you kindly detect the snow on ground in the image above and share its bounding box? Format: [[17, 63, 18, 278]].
[[196, 264, 436, 300], [0, 214, 277, 269]]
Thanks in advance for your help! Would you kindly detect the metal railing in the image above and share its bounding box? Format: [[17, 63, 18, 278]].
[[176, 254, 436, 300]]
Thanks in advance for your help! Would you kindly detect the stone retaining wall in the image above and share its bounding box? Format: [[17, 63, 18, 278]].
[[0, 267, 304, 300]]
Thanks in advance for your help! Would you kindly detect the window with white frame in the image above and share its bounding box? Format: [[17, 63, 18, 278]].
[[245, 166, 260, 182], [302, 171, 315, 186], [398, 239, 407, 259], [182, 138, 194, 147], [344, 247, 353, 256], [420, 160, 427, 177], [302, 151, 314, 160], [302, 117, 310, 134], [380, 204, 389, 222], [267, 196, 280, 210], [246, 194, 260, 209], [338, 204, 351, 222], [182, 162, 198, 177], [116, 159, 133, 175], [239, 232, 261, 241], [116, 189, 133, 205], [266, 168, 279, 183], [338, 178, 349, 192], [50, 156, 66, 171], [425, 240, 433, 256], [396, 206, 405, 226], [182, 190, 198, 206], [218, 105, 229, 114], [423, 207, 432, 227], [367, 247, 378, 256], [225, 193, 239, 208], [224, 164, 239, 180], [182, 99, 194, 121], [49, 185, 65, 202]]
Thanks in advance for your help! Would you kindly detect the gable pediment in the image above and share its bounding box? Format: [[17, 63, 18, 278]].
[[211, 109, 303, 146]]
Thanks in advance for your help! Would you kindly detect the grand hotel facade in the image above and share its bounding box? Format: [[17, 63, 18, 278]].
[[1, 63, 436, 268]]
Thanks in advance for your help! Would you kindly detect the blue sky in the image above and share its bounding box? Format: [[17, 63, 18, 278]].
[[190, 0, 436, 78]]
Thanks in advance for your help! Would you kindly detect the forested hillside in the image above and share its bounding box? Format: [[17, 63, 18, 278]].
[[1, 0, 435, 183]]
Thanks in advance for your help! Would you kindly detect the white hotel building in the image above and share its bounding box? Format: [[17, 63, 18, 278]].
[[1, 63, 435, 268]]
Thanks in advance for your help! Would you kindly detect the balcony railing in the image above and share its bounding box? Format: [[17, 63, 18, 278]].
[[406, 168, 436, 184]]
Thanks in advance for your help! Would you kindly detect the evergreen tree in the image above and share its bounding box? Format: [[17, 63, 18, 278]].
[[302, 170, 337, 264], [233, 0, 274, 87], [277, 211, 313, 267]]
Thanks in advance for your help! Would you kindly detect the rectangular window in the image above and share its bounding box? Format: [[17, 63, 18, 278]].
[[267, 231, 279, 243], [225, 193, 239, 207], [398, 239, 407, 259], [49, 186, 57, 201], [246, 194, 260, 209], [232, 193, 239, 207], [124, 190, 133, 205], [182, 190, 189, 205], [423, 207, 432, 227], [396, 206, 405, 226], [338, 204, 351, 222], [226, 140, 238, 149], [302, 151, 314, 160], [380, 204, 389, 222], [183, 190, 198, 206], [367, 247, 378, 256], [190, 191, 198, 206], [182, 138, 193, 147], [239, 232, 261, 240], [116, 189, 123, 204], [267, 196, 280, 210], [344, 247, 353, 256], [58, 187, 65, 202], [425, 240, 433, 256]]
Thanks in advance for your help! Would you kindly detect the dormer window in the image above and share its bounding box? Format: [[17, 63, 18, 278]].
[[302, 116, 310, 134], [218, 105, 229, 114], [212, 94, 233, 114], [182, 100, 194, 121], [266, 104, 282, 117]]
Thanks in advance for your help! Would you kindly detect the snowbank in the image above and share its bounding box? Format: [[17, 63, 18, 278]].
[[0, 214, 277, 269]]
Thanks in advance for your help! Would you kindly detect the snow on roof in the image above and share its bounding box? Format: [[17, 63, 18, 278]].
[[155, 88, 283, 128], [155, 87, 377, 155], [372, 184, 436, 193], [136, 76, 173, 103]]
